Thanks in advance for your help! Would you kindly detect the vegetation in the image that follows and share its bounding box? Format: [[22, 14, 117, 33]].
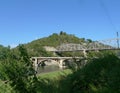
[[67, 53, 120, 93], [35, 53, 120, 93], [0, 32, 120, 93], [0, 45, 37, 93], [35, 69, 72, 93], [0, 45, 10, 61], [0, 80, 15, 93], [0, 46, 120, 93], [22, 32, 88, 57]]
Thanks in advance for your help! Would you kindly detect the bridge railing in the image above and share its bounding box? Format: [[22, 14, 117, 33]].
[[98, 38, 120, 49]]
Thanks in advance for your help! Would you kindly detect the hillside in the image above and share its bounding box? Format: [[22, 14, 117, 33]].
[[22, 32, 92, 57], [26, 32, 86, 47]]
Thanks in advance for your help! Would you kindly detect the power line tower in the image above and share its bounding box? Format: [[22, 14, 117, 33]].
[[117, 32, 119, 48]]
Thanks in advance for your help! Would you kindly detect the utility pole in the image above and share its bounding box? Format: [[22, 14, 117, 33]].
[[117, 32, 119, 48]]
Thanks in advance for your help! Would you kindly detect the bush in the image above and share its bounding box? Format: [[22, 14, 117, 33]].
[[68, 54, 120, 93]]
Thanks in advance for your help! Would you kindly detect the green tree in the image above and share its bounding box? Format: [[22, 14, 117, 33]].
[[0, 44, 37, 93], [86, 39, 92, 43], [0, 45, 10, 61]]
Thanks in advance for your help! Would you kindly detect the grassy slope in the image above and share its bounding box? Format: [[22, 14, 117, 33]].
[[37, 69, 72, 80], [0, 69, 72, 93], [35, 69, 72, 93]]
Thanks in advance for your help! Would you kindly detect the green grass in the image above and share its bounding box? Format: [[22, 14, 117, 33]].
[[35, 69, 72, 93], [37, 69, 72, 80]]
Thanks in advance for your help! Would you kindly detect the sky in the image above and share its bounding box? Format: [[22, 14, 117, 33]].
[[0, 0, 120, 47]]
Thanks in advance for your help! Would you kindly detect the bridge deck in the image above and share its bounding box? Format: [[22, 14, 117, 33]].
[[31, 57, 83, 59], [51, 48, 120, 52]]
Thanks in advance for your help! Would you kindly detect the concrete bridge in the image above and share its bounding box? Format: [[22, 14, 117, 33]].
[[31, 57, 83, 69]]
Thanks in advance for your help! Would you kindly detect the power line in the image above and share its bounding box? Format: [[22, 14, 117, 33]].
[[99, 0, 120, 48], [99, 0, 117, 32]]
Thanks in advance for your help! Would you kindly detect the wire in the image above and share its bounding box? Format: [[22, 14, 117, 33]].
[[99, 0, 117, 32]]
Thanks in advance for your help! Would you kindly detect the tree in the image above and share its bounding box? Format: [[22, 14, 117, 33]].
[[0, 44, 37, 93], [0, 45, 10, 61], [86, 39, 92, 43], [60, 31, 66, 35]]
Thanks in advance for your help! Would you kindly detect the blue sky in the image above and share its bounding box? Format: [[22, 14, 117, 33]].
[[0, 0, 120, 47]]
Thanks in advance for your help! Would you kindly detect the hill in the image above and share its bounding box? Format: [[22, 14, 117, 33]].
[[26, 32, 86, 47], [22, 31, 92, 57]]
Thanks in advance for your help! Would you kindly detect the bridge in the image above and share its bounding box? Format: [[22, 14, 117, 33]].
[[56, 38, 120, 51], [32, 38, 120, 70], [44, 38, 120, 57], [31, 57, 83, 69]]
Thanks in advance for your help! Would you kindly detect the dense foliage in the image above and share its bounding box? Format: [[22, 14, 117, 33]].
[[62, 53, 120, 93], [0, 45, 10, 61], [0, 45, 37, 93]]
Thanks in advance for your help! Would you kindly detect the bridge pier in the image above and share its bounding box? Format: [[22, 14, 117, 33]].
[[83, 49, 87, 58], [58, 59, 65, 68], [34, 58, 38, 67], [31, 57, 38, 72]]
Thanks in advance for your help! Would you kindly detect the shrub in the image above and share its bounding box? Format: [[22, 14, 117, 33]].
[[68, 54, 120, 93]]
